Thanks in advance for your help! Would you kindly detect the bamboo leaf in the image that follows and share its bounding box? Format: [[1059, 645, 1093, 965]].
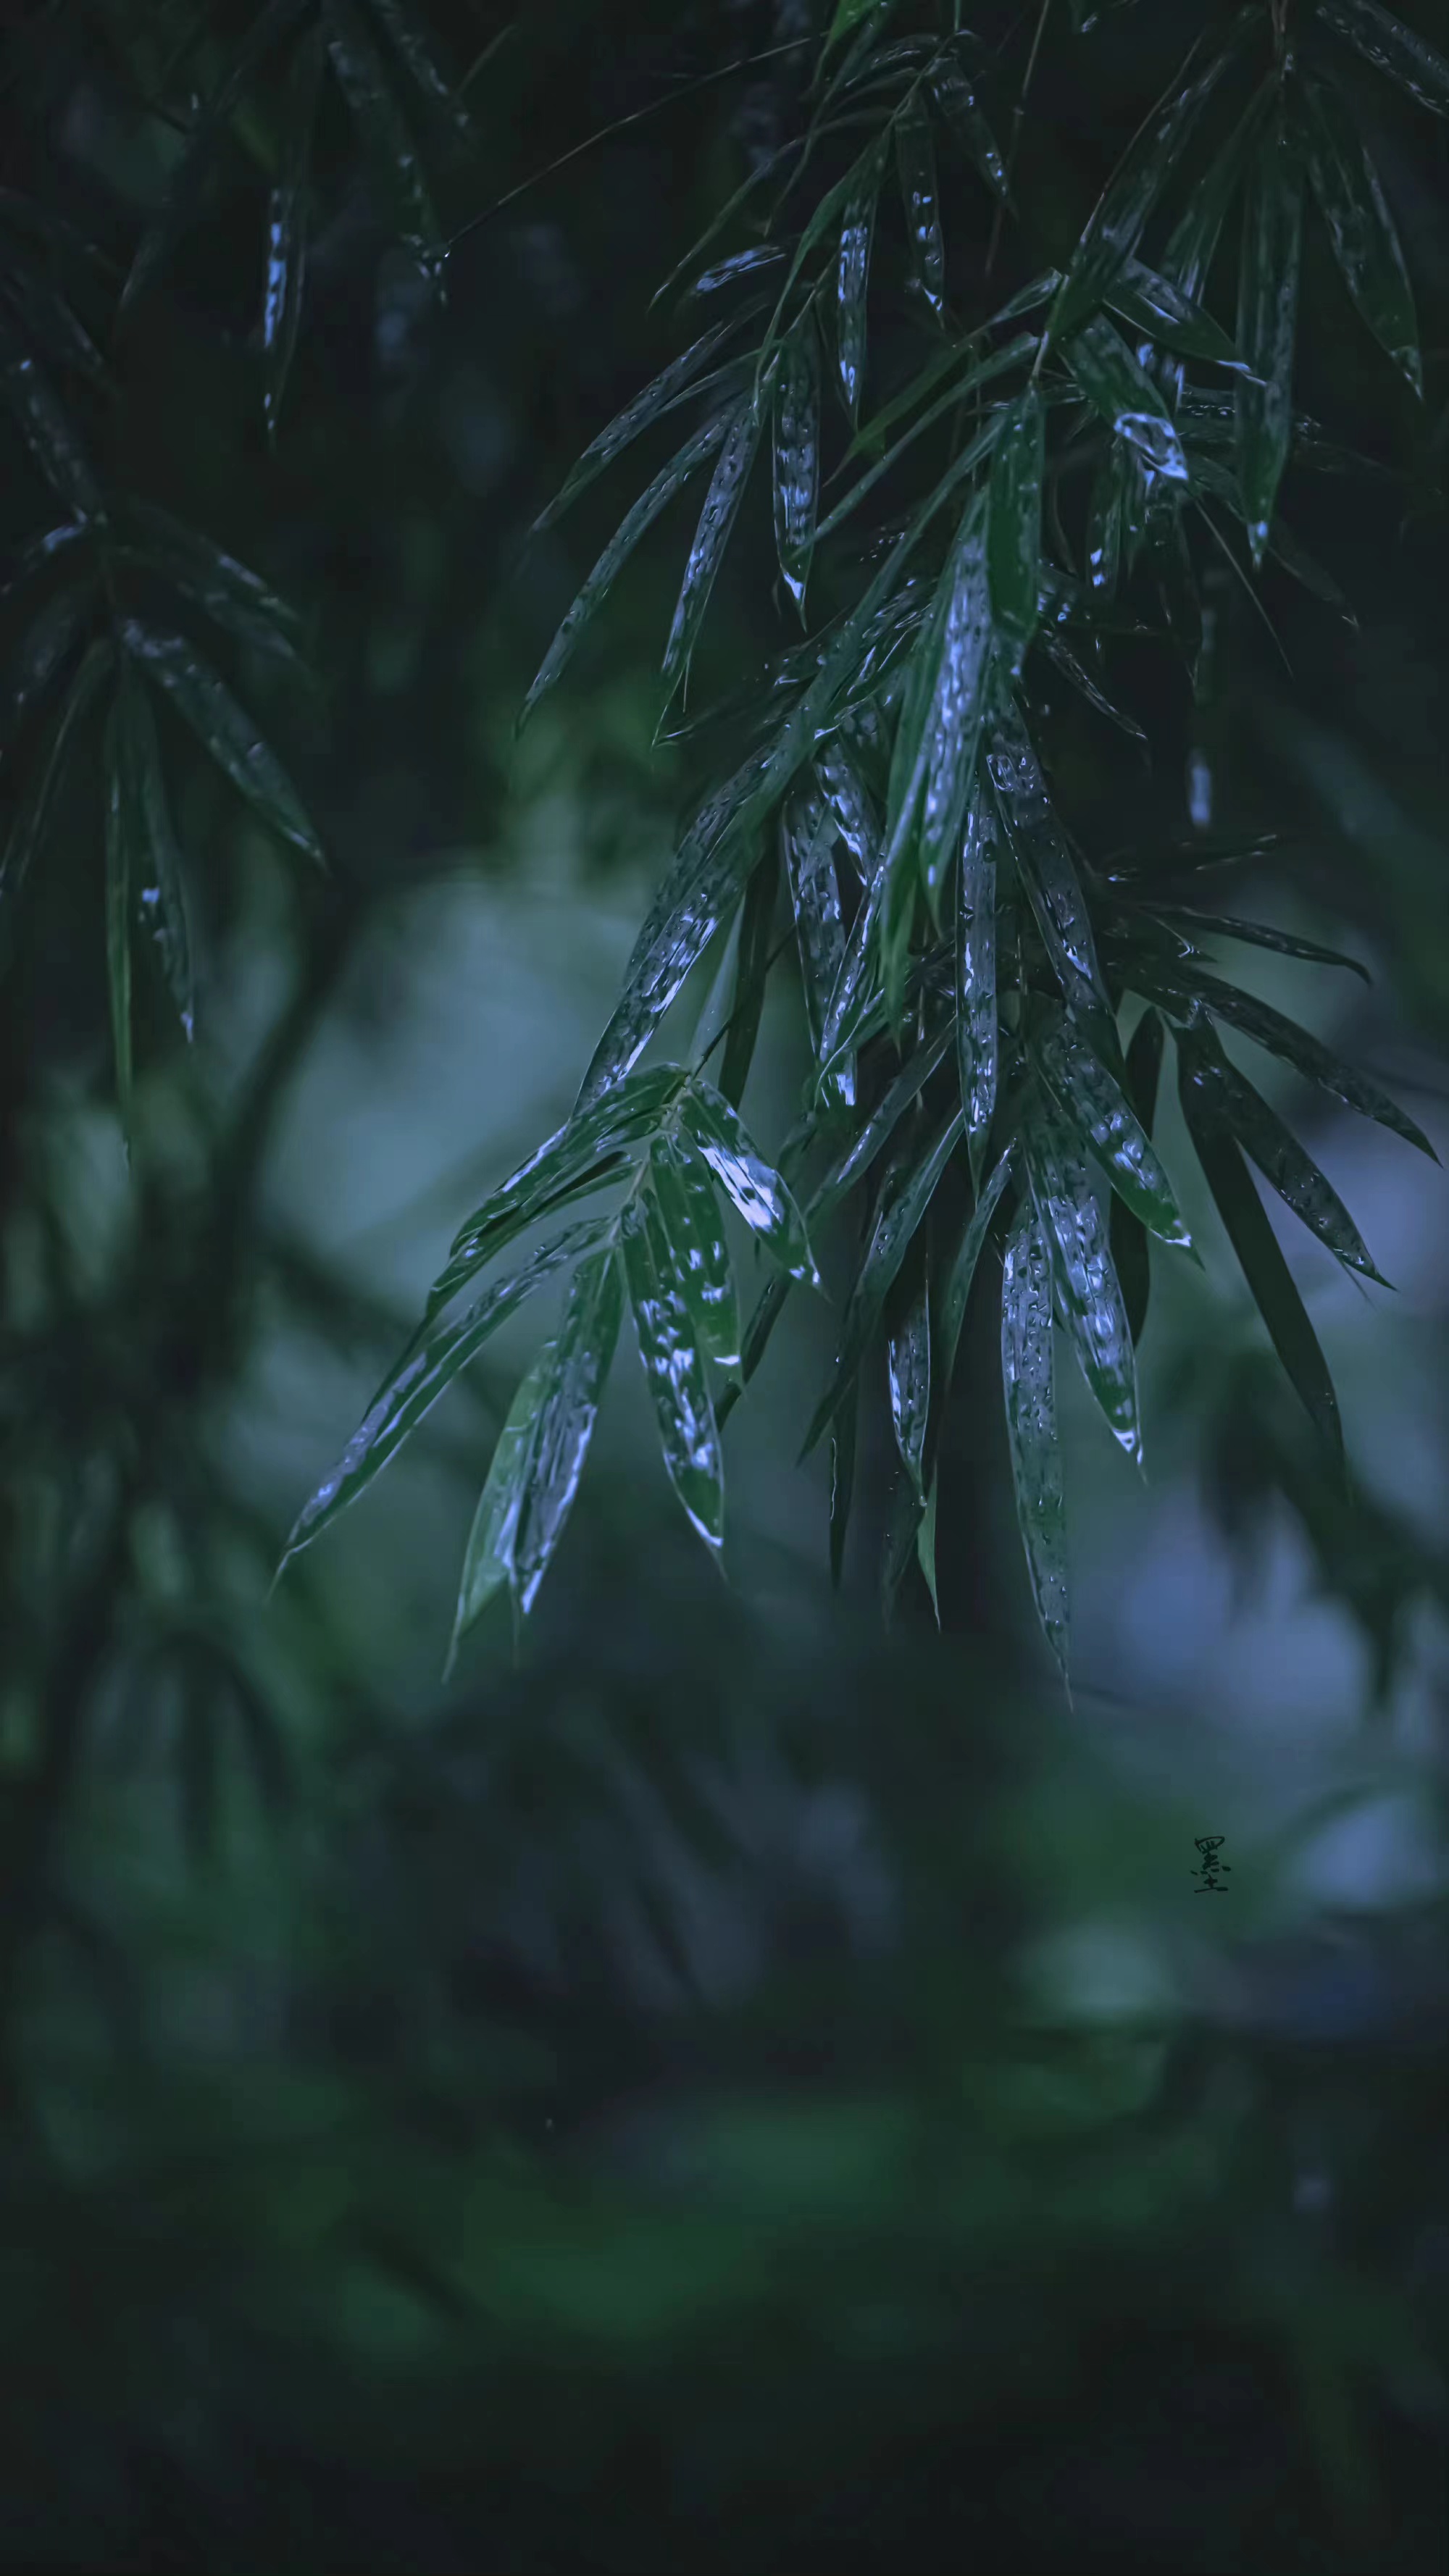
[[121, 0, 306, 317], [535, 311, 759, 533], [956, 771, 1000, 1175], [888, 1255, 931, 1500], [896, 88, 945, 319], [1064, 314, 1189, 483], [719, 842, 778, 1108], [930, 54, 1010, 204], [649, 1132, 742, 1380], [116, 499, 307, 665], [282, 1216, 614, 1567], [512, 1247, 625, 1613], [1024, 1109, 1141, 1461], [837, 138, 886, 422], [782, 785, 853, 1108], [1, 580, 90, 751], [772, 313, 820, 620], [1317, 0, 1449, 118], [1, 348, 104, 522], [0, 636, 112, 936], [1300, 69, 1422, 396], [681, 1079, 822, 1285], [1001, 1198, 1069, 1686], [1237, 111, 1305, 567], [1152, 907, 1371, 984], [1, 252, 109, 388], [1177, 1032, 1343, 1455], [939, 1139, 1015, 1394], [801, 1102, 963, 1457], [263, 19, 325, 447], [125, 664, 195, 1042], [622, 1184, 725, 1552], [324, 0, 446, 278], [1040, 632, 1148, 748], [1103, 256, 1245, 368], [366, 0, 475, 134], [888, 493, 993, 1007], [661, 385, 769, 706], [987, 385, 1044, 679], [119, 621, 323, 864], [520, 414, 730, 728], [987, 703, 1108, 1022], [813, 1018, 955, 1218], [1182, 1019, 1390, 1285], [446, 1350, 551, 1670], [1106, 1006, 1163, 1348], [1033, 1011, 1190, 1244]]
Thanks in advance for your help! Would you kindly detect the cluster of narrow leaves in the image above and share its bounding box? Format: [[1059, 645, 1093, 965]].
[[274, 0, 1440, 1681], [0, 0, 484, 1134]]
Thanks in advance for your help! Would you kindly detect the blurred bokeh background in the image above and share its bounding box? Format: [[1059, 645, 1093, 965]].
[[1, 1, 1448, 2567]]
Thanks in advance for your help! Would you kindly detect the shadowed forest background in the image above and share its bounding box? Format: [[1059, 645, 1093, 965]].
[[1, 1, 1448, 2568]]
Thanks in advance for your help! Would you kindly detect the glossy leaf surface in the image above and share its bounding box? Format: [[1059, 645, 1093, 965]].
[[987, 387, 1043, 679], [118, 622, 322, 864], [622, 1184, 726, 1550], [649, 1132, 742, 1379], [512, 1248, 625, 1612], [1025, 1112, 1141, 1461], [772, 315, 820, 620], [682, 1079, 821, 1284], [446, 1349, 551, 1668], [1001, 1198, 1069, 1685], [1237, 113, 1305, 566], [1300, 69, 1421, 395]]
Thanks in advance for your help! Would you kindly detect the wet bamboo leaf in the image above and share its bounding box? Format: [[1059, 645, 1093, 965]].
[[1, 581, 89, 750], [956, 774, 999, 1171], [430, 1065, 684, 1319], [1237, 112, 1304, 567], [819, 348, 1022, 549], [446, 1349, 551, 1669], [103, 676, 138, 1147], [512, 1247, 625, 1612], [1033, 1011, 1190, 1244], [801, 1101, 963, 1457], [535, 311, 759, 533], [916, 1476, 940, 1623], [1, 348, 103, 522], [121, 0, 306, 316], [1, 254, 109, 388], [662, 385, 769, 706], [650, 1132, 741, 1379], [1317, 0, 1449, 118], [894, 503, 993, 992], [1024, 1112, 1141, 1460], [1064, 314, 1188, 483], [987, 386, 1044, 679], [282, 1216, 614, 1567], [987, 705, 1108, 1020], [117, 499, 307, 664], [1001, 1199, 1069, 1686], [263, 19, 325, 447], [366, 0, 473, 133], [622, 1186, 725, 1551], [1050, 13, 1253, 338], [119, 621, 323, 864], [521, 414, 730, 729], [1137, 958, 1436, 1159], [1300, 69, 1421, 396], [1161, 84, 1271, 304], [1041, 632, 1148, 748], [124, 665, 194, 1042], [782, 786, 853, 1106], [827, 0, 888, 49], [772, 315, 820, 620], [324, 0, 446, 277], [1153, 907, 1371, 984], [0, 636, 112, 937], [940, 1141, 1016, 1393], [1108, 1006, 1164, 1345], [682, 1078, 821, 1285], [837, 140, 885, 422], [1085, 453, 1124, 595], [719, 842, 777, 1108], [1182, 1020, 1390, 1284], [0, 520, 89, 607], [896, 89, 945, 319], [683, 246, 788, 301], [1177, 1037, 1342, 1455], [813, 1018, 954, 1216], [1104, 256, 1244, 367], [930, 54, 1009, 203], [888, 1256, 931, 1498], [815, 737, 882, 882], [830, 1380, 859, 1590]]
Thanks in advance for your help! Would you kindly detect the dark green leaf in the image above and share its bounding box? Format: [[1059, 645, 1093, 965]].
[[324, 0, 446, 277], [263, 19, 325, 447], [1033, 1011, 1190, 1243], [827, 0, 888, 51], [836, 138, 885, 421], [1024, 1110, 1141, 1461], [1, 348, 103, 522], [0, 520, 88, 607], [0, 636, 112, 937], [119, 620, 323, 863], [649, 1132, 741, 1379], [662, 386, 769, 705], [987, 385, 1044, 678], [1153, 906, 1371, 983], [1236, 112, 1304, 567], [1040, 632, 1148, 748], [1161, 83, 1271, 302], [535, 311, 759, 533], [1064, 314, 1188, 482], [622, 1184, 725, 1551], [1177, 1034, 1343, 1455], [915, 1473, 940, 1626], [813, 1017, 954, 1216], [116, 499, 307, 665], [521, 414, 730, 728], [782, 785, 853, 1106], [719, 842, 777, 1108], [930, 55, 1009, 203], [366, 0, 474, 134], [1317, 0, 1449, 118], [882, 491, 993, 1011], [880, 1465, 927, 1627], [1135, 958, 1437, 1159], [282, 1218, 614, 1565], [1, 252, 109, 388], [1085, 452, 1124, 595], [682, 1079, 821, 1285], [1001, 1198, 1069, 1686], [987, 703, 1108, 1021], [1103, 255, 1245, 367], [938, 1140, 1014, 1395], [1108, 1006, 1164, 1345], [512, 1247, 625, 1612], [956, 772, 999, 1174], [819, 345, 1023, 548], [121, 0, 306, 317], [888, 1255, 931, 1499], [801, 1101, 963, 1457], [1300, 69, 1421, 395], [683, 247, 787, 301], [815, 737, 882, 882], [772, 314, 820, 620], [125, 663, 194, 1042], [896, 88, 945, 319], [1181, 1019, 1390, 1284], [446, 1349, 550, 1670], [1, 580, 89, 751]]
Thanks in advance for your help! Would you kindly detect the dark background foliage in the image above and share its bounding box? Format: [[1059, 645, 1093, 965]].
[[0, 2, 1447, 2569]]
